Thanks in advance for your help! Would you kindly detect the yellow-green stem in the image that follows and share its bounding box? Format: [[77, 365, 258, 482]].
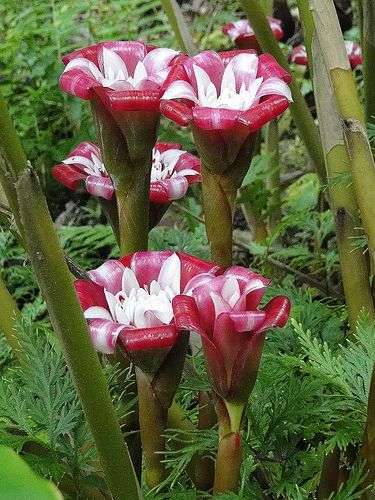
[[310, 0, 375, 266], [16, 167, 141, 500], [265, 120, 281, 230], [239, 0, 326, 183], [136, 368, 167, 489], [360, 0, 375, 126], [201, 166, 235, 267], [313, 37, 375, 329], [296, 0, 315, 79]]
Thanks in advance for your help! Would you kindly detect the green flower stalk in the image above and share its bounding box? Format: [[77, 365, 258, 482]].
[[0, 275, 23, 361]]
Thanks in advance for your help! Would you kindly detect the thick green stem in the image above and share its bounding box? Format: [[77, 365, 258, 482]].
[[313, 36, 375, 329], [136, 368, 167, 489], [238, 0, 326, 183], [160, 0, 198, 55], [16, 167, 141, 500], [201, 166, 236, 267], [99, 198, 120, 247], [265, 120, 281, 230], [91, 97, 157, 256], [360, 0, 375, 126], [213, 432, 242, 495], [310, 0, 375, 266], [0, 275, 23, 360]]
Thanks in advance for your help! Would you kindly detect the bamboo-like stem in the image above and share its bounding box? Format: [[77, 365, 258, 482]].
[[16, 167, 141, 500], [312, 36, 375, 329], [0, 275, 23, 360], [238, 0, 326, 184], [359, 0, 375, 126], [213, 432, 242, 495], [296, 0, 314, 78], [265, 120, 281, 230], [160, 0, 198, 55], [309, 0, 375, 266], [99, 198, 120, 247]]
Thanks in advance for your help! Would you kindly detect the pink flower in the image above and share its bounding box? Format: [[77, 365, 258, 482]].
[[290, 42, 362, 69], [52, 142, 114, 200], [160, 50, 292, 172], [222, 17, 283, 50], [175, 266, 290, 403], [75, 252, 220, 373], [161, 50, 292, 133], [59, 41, 182, 111], [52, 142, 201, 203]]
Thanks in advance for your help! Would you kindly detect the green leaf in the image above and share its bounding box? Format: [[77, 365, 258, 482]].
[[0, 446, 62, 499]]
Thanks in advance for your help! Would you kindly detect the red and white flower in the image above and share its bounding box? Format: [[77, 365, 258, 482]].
[[75, 252, 220, 372], [176, 266, 290, 402], [222, 17, 283, 49], [59, 41, 182, 110], [52, 142, 201, 203], [52, 142, 114, 200], [290, 41, 362, 69], [161, 50, 292, 133]]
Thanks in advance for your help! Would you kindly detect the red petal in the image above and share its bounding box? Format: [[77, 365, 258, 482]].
[[51, 164, 86, 190], [255, 295, 291, 333], [88, 260, 125, 293], [59, 71, 100, 100], [88, 319, 124, 354], [150, 177, 189, 203], [219, 49, 257, 66], [91, 87, 161, 111], [239, 95, 289, 132], [160, 100, 193, 126], [62, 44, 100, 65], [85, 176, 114, 200], [74, 279, 107, 310], [172, 295, 205, 336], [67, 141, 101, 159], [192, 107, 240, 131], [177, 253, 222, 289], [155, 142, 182, 153], [184, 51, 225, 93], [118, 324, 177, 351], [201, 335, 229, 397], [257, 54, 292, 83]]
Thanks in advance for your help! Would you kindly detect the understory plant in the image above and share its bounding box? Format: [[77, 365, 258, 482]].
[[1, 1, 375, 499]]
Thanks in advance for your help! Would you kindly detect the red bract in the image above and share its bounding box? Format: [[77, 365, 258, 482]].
[[75, 252, 220, 374], [175, 266, 290, 403], [60, 41, 183, 111], [290, 41, 362, 69], [222, 17, 283, 50], [52, 142, 201, 203]]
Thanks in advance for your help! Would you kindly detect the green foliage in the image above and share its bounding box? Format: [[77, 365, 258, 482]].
[[0, 445, 62, 500]]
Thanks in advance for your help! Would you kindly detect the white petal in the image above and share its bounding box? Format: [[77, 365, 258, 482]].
[[104, 289, 118, 319], [221, 277, 241, 302], [102, 46, 129, 81], [150, 280, 161, 295], [210, 291, 230, 317], [133, 61, 148, 85], [158, 253, 181, 295], [256, 77, 293, 102], [122, 267, 140, 295], [193, 64, 212, 93], [84, 306, 113, 321], [63, 155, 95, 170], [162, 80, 200, 103], [220, 64, 236, 95]]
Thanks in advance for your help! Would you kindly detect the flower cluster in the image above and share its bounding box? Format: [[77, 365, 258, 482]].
[[52, 141, 201, 203], [75, 252, 290, 399], [222, 17, 283, 49], [290, 41, 362, 69]]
